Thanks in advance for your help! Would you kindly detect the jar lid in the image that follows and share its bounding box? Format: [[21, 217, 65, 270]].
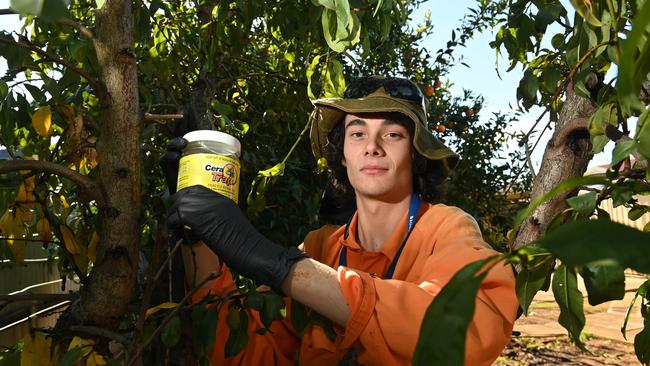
[[183, 130, 241, 154]]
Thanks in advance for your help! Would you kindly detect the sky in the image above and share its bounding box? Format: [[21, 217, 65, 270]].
[[411, 0, 615, 170], [0, 0, 614, 170]]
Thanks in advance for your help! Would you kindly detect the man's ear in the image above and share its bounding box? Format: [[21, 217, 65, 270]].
[[341, 157, 347, 167]]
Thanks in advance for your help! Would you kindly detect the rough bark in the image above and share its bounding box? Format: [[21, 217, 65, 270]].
[[67, 0, 141, 328], [514, 84, 597, 249]]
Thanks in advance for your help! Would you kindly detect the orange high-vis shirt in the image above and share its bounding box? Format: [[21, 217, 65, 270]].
[[192, 202, 518, 365]]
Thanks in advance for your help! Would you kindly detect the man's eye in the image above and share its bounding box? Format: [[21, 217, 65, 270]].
[[385, 132, 403, 139], [350, 131, 364, 138]]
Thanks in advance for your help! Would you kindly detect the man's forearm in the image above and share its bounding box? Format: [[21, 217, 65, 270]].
[[281, 258, 351, 327], [181, 242, 221, 290]]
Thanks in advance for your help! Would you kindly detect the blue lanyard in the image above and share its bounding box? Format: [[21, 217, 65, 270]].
[[339, 193, 421, 280]]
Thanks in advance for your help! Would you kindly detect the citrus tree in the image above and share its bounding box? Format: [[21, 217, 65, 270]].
[[412, 1, 650, 365], [0, 0, 532, 364]]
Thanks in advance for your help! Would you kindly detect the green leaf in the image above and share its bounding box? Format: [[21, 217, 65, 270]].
[[244, 290, 264, 310], [566, 191, 597, 216], [570, 0, 602, 26], [629, 205, 648, 221], [323, 59, 345, 98], [413, 257, 495, 366], [552, 264, 586, 349], [161, 315, 181, 348], [611, 186, 634, 207], [191, 304, 218, 358], [635, 107, 650, 159], [611, 139, 638, 166], [306, 55, 322, 100], [57, 347, 84, 366], [617, 0, 650, 115], [635, 320, 650, 365], [539, 219, 650, 273], [225, 311, 249, 358], [517, 69, 539, 107], [11, 0, 69, 20], [516, 260, 553, 316], [95, 0, 105, 9], [551, 33, 565, 49], [260, 292, 285, 329], [258, 162, 285, 177], [290, 300, 309, 337], [542, 66, 562, 93], [514, 175, 610, 230], [591, 135, 609, 154], [623, 279, 650, 339], [580, 262, 625, 306]]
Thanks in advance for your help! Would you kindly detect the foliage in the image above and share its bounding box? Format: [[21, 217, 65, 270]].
[[0, 0, 532, 364], [484, 0, 650, 364]]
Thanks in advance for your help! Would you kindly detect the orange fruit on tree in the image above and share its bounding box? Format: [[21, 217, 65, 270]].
[[466, 108, 475, 117], [433, 80, 442, 89], [423, 86, 434, 97], [435, 124, 446, 133]]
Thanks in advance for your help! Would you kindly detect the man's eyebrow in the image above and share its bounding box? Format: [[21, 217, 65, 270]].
[[345, 119, 406, 129], [382, 119, 406, 126], [345, 119, 367, 128]]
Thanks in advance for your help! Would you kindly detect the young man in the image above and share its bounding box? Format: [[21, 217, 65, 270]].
[[165, 76, 518, 365]]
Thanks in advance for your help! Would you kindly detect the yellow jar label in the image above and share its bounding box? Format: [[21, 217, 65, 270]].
[[177, 153, 240, 202]]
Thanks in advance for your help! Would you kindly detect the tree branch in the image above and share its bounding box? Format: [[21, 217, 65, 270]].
[[0, 160, 106, 207], [58, 18, 95, 41], [127, 273, 219, 366], [0, 33, 102, 93], [143, 113, 185, 122], [0, 8, 15, 15]]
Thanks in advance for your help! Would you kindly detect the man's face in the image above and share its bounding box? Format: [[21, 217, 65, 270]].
[[342, 112, 414, 201]]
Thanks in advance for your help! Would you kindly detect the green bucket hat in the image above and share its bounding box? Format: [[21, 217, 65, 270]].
[[309, 76, 459, 176]]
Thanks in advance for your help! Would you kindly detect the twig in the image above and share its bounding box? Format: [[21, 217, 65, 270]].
[[127, 273, 219, 366], [0, 33, 102, 93], [0, 8, 15, 15], [58, 18, 95, 41], [153, 239, 183, 285], [0, 237, 58, 244], [0, 135, 17, 159], [132, 229, 164, 350], [0, 159, 106, 207], [143, 113, 185, 122], [70, 325, 130, 345]]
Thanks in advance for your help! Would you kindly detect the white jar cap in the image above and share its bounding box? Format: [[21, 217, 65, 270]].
[[183, 130, 241, 154]]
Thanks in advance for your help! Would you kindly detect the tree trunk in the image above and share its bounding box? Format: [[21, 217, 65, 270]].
[[514, 84, 597, 248], [73, 0, 141, 328]]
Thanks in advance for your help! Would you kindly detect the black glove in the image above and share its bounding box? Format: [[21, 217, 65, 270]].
[[167, 185, 307, 292], [159, 137, 188, 194]]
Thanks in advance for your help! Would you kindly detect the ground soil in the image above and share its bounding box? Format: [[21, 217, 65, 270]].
[[495, 334, 640, 365]]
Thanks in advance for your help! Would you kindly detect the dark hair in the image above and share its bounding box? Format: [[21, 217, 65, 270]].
[[323, 113, 447, 207]]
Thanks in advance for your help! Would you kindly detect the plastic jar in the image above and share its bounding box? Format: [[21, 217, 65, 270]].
[[177, 130, 241, 202]]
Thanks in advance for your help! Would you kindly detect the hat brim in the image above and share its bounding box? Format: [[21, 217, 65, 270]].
[[309, 95, 459, 176]]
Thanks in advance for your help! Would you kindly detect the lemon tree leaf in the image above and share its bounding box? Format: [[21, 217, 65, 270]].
[[145, 302, 178, 319], [20, 332, 58, 366], [59, 224, 82, 254]]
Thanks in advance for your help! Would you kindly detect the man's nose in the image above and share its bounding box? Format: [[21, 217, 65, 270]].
[[364, 136, 385, 156]]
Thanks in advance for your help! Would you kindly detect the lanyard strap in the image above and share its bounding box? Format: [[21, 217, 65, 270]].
[[340, 193, 421, 280]]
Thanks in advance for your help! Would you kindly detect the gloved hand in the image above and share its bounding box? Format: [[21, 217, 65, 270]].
[[167, 185, 307, 292], [159, 137, 188, 194]]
